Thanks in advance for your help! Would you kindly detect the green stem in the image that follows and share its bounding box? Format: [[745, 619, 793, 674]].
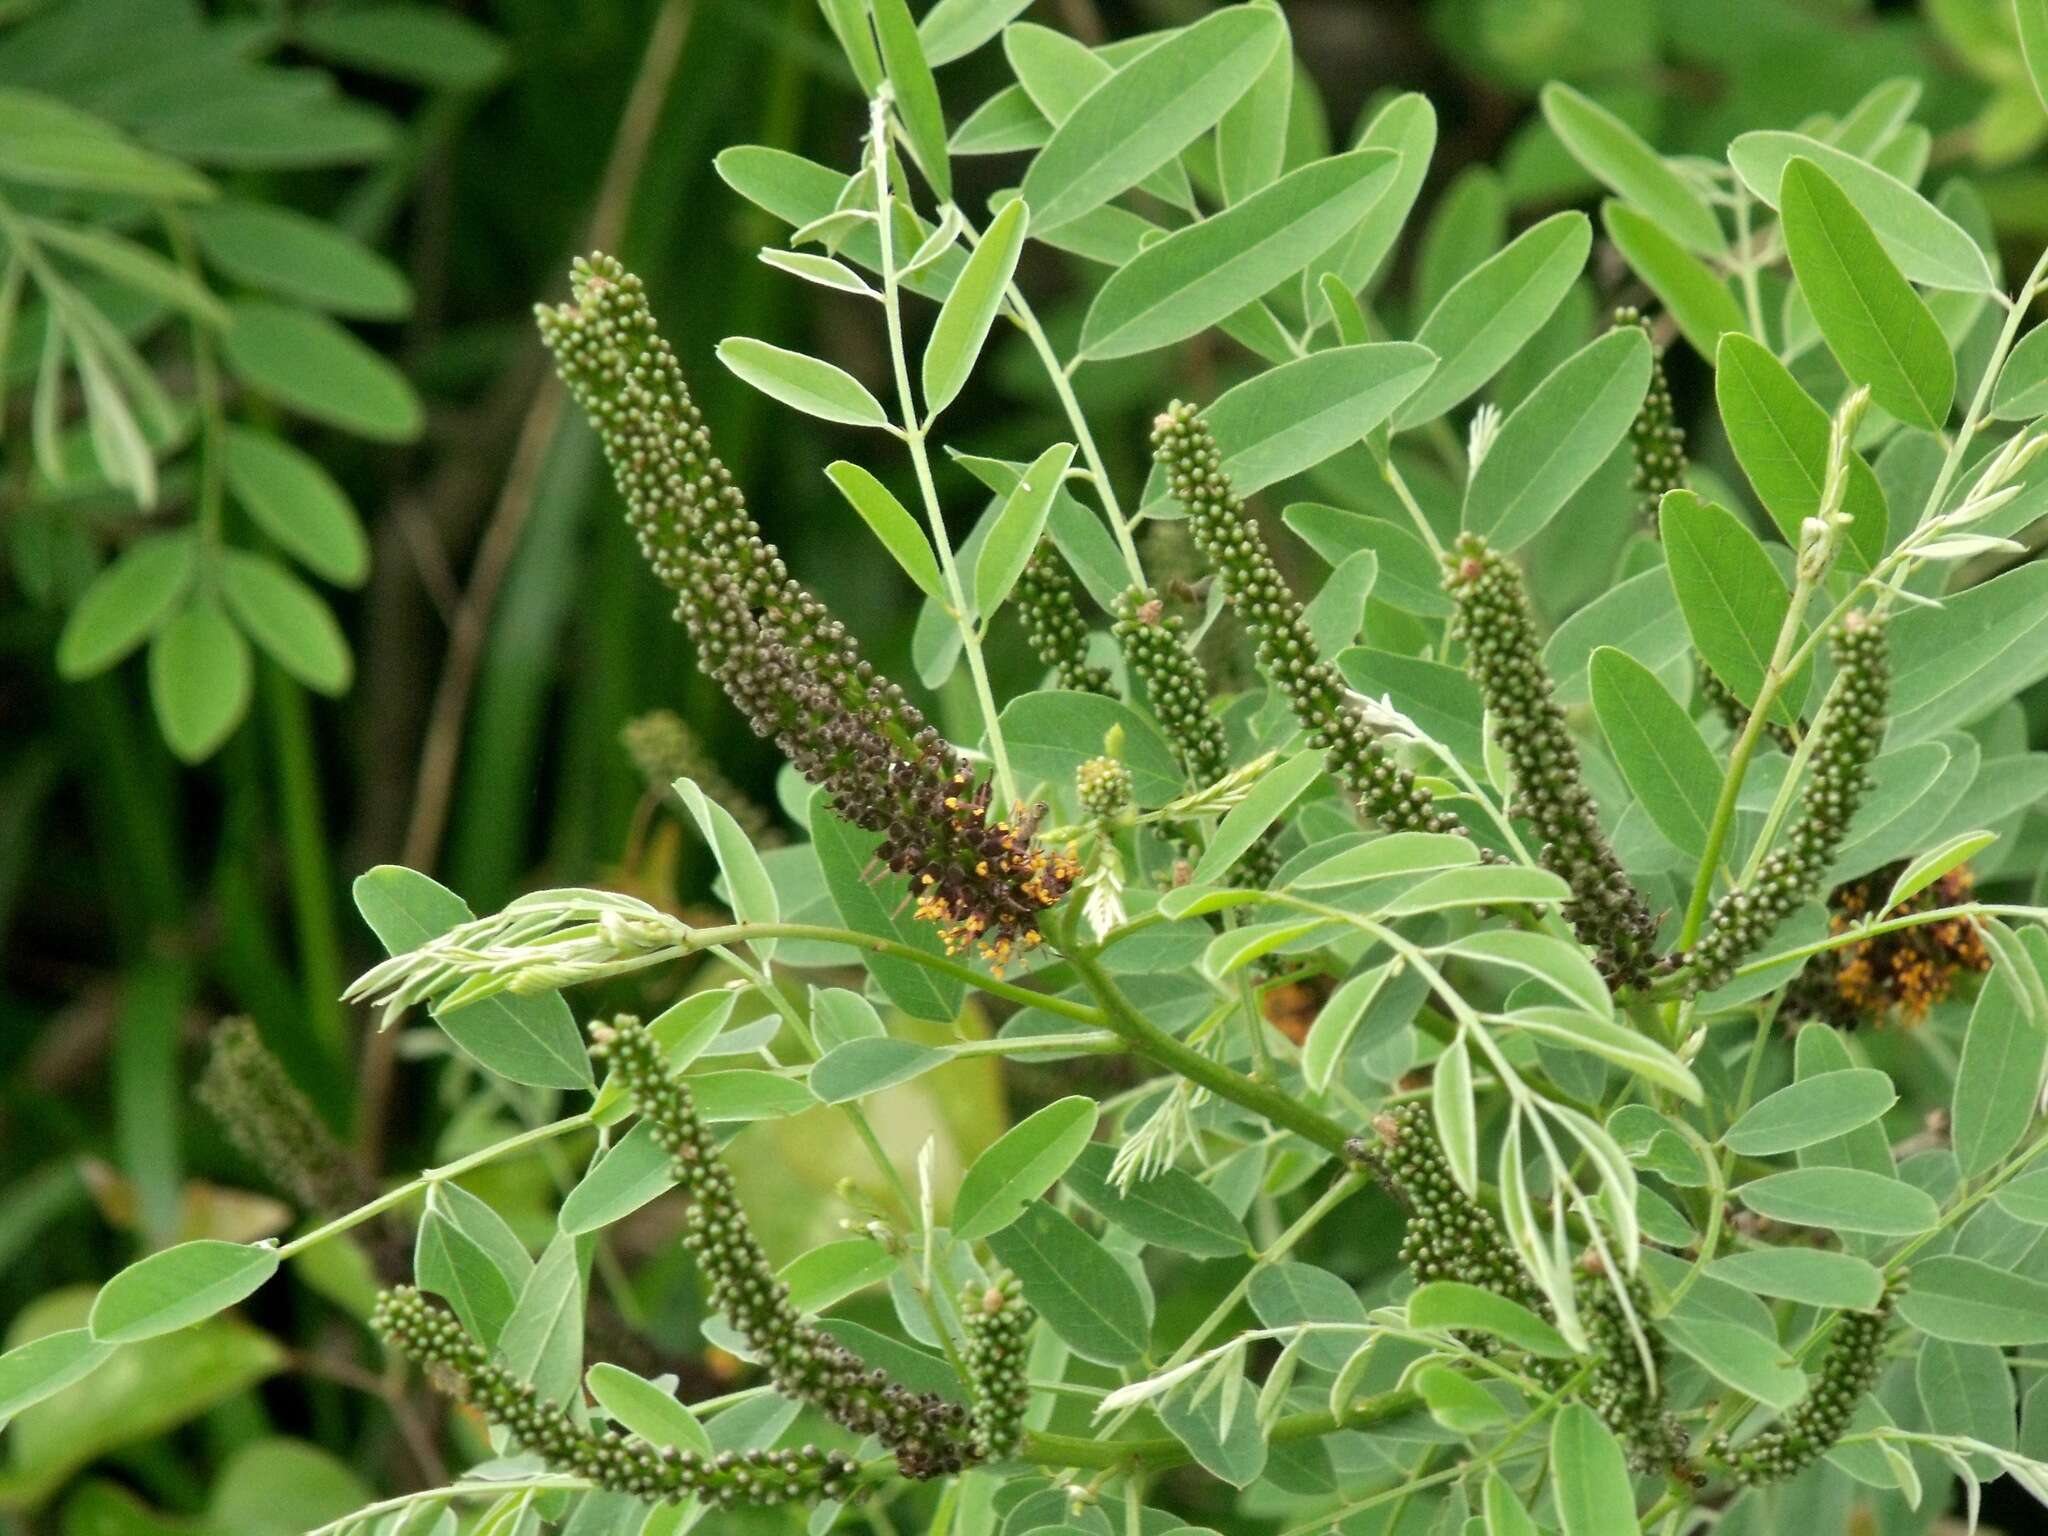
[[726, 954, 965, 1370], [1081, 1170, 1369, 1458], [869, 97, 1018, 807], [1675, 558, 1824, 953], [308, 1478, 592, 1536], [275, 1112, 593, 1260], [1374, 447, 1445, 561], [1063, 939, 1356, 1159], [997, 262, 1147, 586], [115, 956, 195, 1248], [1645, 900, 2045, 1000], [1917, 245, 2048, 531], [1709, 256, 2048, 958], [1732, 191, 1767, 341], [1279, 1367, 1587, 1536]]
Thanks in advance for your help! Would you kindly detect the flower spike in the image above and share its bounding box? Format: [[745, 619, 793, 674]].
[[1689, 614, 1889, 992], [1445, 533, 1659, 985], [537, 255, 1074, 963], [1150, 402, 1469, 846], [373, 1287, 858, 1508], [593, 1014, 985, 1479]]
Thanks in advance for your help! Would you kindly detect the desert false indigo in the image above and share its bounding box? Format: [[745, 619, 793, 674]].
[[197, 1018, 375, 1220], [1076, 755, 1132, 822], [1444, 534, 1659, 984], [961, 1271, 1034, 1460], [1612, 315, 1796, 754], [1699, 663, 1799, 755], [1110, 588, 1232, 793], [1357, 1104, 1550, 1315], [1016, 543, 1113, 696], [1614, 307, 1685, 526], [1108, 586, 1282, 887], [1785, 862, 1988, 1027], [1151, 403, 1467, 845], [621, 709, 783, 848], [1576, 1263, 1688, 1474], [592, 1015, 981, 1478], [1689, 614, 1889, 991], [1363, 1107, 1684, 1464], [372, 1287, 858, 1507], [539, 256, 1075, 968], [1710, 1289, 1894, 1485]]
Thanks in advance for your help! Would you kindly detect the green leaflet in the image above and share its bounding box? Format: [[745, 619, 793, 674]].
[[1730, 130, 1992, 293], [1542, 83, 1724, 256], [1659, 490, 1808, 726], [1779, 156, 1954, 431], [1464, 326, 1650, 552], [984, 1201, 1148, 1365], [1018, 8, 1283, 232], [1394, 211, 1590, 429], [1080, 148, 1397, 358], [1590, 646, 1719, 860], [1714, 332, 1887, 569]]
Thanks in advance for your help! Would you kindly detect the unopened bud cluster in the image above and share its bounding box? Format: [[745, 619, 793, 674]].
[[1359, 1104, 1549, 1316], [1614, 307, 1684, 525], [1110, 588, 1229, 792], [593, 1015, 981, 1478], [1689, 615, 1889, 991], [538, 255, 1073, 967], [1710, 1288, 1893, 1485], [1363, 1106, 1686, 1462], [1576, 1268, 1688, 1474], [1109, 585, 1280, 887], [1699, 663, 1797, 755], [372, 1287, 857, 1507], [1017, 544, 1113, 696], [1076, 756, 1132, 821], [1444, 534, 1657, 984], [961, 1271, 1034, 1460], [1151, 403, 1467, 846]]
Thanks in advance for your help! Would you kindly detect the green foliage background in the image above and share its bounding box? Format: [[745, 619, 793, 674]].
[[9, 0, 2048, 1531]]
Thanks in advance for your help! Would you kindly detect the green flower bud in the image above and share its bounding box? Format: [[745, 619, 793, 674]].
[[1709, 1287, 1894, 1485], [1576, 1266, 1688, 1474], [372, 1286, 859, 1508], [1689, 614, 1889, 992], [1362, 1107, 1692, 1472], [593, 1014, 980, 1478], [1698, 662, 1798, 754], [1151, 403, 1470, 847], [1109, 585, 1281, 887], [620, 709, 782, 848], [1111, 586, 1230, 792], [196, 1018, 380, 1226], [1077, 756, 1132, 821], [961, 1270, 1035, 1460], [1445, 534, 1658, 985], [1357, 1104, 1549, 1316], [1613, 307, 1685, 527], [1017, 543, 1113, 696]]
